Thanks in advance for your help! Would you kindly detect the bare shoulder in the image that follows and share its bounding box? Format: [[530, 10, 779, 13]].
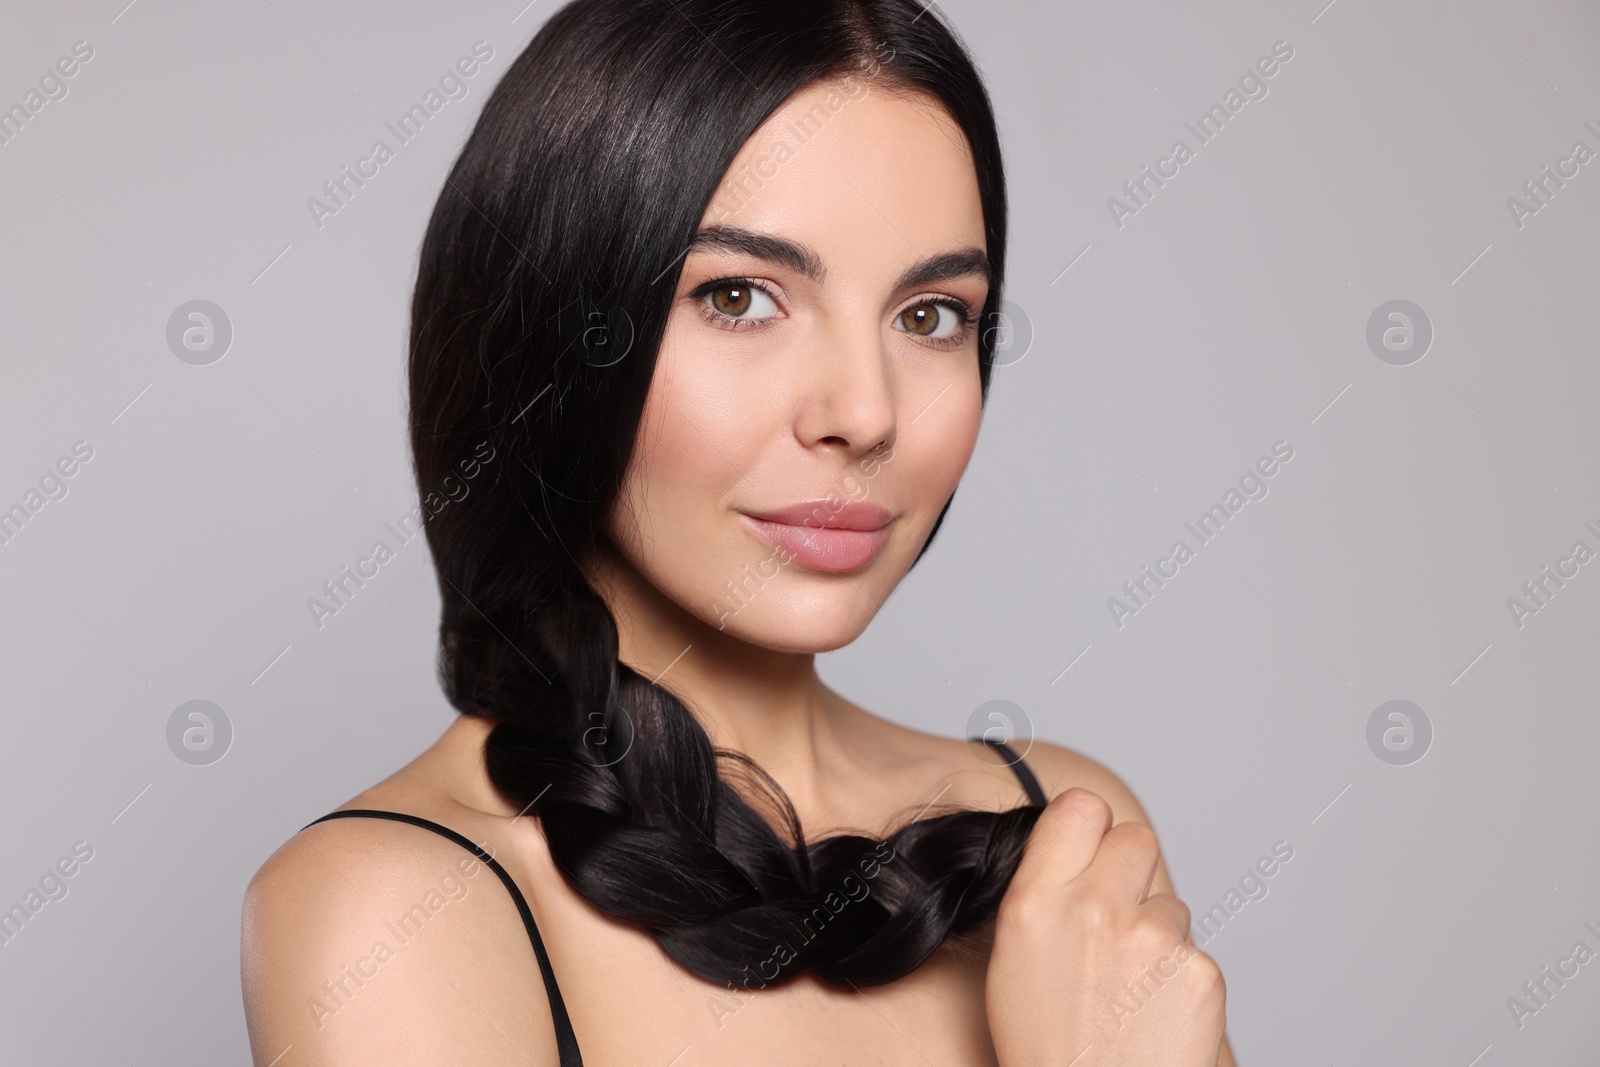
[[1008, 738, 1154, 824], [241, 808, 559, 1067]]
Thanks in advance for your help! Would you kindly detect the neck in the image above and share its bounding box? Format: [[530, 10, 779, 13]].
[[582, 543, 854, 786]]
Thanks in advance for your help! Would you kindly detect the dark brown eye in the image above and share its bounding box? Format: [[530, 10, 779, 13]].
[[700, 281, 778, 323], [711, 285, 752, 316], [898, 302, 962, 339]]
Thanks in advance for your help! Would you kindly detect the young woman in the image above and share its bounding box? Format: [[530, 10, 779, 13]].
[[242, 1, 1235, 1063]]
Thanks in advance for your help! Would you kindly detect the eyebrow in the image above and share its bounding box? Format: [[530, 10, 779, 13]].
[[686, 224, 993, 293]]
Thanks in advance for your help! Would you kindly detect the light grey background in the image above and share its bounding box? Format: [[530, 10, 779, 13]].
[[2, 0, 1597, 1063]]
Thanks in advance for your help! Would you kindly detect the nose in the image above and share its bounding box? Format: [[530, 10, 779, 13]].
[[793, 316, 898, 458]]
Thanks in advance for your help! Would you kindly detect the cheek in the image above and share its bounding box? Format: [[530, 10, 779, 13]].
[[894, 371, 983, 510], [610, 330, 756, 552]]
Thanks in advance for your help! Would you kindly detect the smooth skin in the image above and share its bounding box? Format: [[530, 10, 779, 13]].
[[242, 76, 1237, 1066]]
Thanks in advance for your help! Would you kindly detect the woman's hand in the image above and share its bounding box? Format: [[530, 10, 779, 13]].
[[987, 788, 1227, 1066]]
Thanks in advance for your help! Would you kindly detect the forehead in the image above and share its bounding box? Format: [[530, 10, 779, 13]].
[[699, 78, 987, 268]]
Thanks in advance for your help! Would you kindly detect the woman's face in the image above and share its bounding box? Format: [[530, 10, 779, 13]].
[[603, 77, 990, 654]]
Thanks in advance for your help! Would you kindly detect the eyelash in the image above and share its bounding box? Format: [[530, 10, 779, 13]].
[[689, 277, 980, 350]]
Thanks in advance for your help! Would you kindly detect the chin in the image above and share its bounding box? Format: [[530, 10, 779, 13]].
[[705, 591, 878, 654]]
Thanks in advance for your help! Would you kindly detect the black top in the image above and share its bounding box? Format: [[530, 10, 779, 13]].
[[300, 735, 1046, 1065]]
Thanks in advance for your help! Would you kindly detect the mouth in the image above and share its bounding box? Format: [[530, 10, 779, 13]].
[[738, 500, 893, 573]]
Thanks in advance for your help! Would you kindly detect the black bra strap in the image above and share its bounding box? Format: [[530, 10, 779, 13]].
[[302, 809, 583, 1066], [974, 738, 1049, 806]]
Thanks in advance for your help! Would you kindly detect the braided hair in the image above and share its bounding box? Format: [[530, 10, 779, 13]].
[[408, 0, 1042, 989]]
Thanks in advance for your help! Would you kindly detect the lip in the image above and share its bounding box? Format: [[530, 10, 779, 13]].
[[743, 500, 892, 531], [738, 500, 894, 573]]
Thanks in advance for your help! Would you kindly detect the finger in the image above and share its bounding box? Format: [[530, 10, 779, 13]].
[[1009, 788, 1112, 895], [1081, 820, 1160, 903], [1140, 890, 1192, 942]]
